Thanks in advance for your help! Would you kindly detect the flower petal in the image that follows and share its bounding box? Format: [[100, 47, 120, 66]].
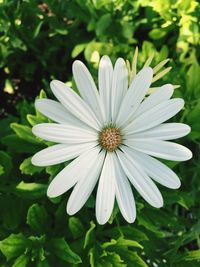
[[124, 98, 184, 134], [50, 80, 101, 130], [47, 146, 101, 198], [113, 153, 136, 223], [67, 150, 105, 215], [111, 58, 128, 122], [73, 60, 104, 123], [122, 146, 181, 189], [125, 139, 192, 161], [117, 149, 163, 208], [31, 142, 97, 167], [96, 153, 116, 225], [98, 56, 113, 123], [35, 99, 89, 128], [32, 123, 97, 144], [131, 84, 174, 121], [125, 123, 191, 140], [116, 67, 153, 127]]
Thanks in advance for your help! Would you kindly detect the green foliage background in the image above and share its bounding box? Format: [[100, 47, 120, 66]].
[[0, 0, 200, 266]]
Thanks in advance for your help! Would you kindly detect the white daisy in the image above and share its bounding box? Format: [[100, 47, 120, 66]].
[[31, 53, 192, 225]]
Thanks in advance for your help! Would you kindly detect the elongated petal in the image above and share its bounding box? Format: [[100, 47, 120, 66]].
[[117, 150, 163, 208], [132, 84, 174, 120], [47, 146, 101, 198], [125, 139, 192, 161], [67, 150, 105, 215], [35, 99, 89, 128], [98, 56, 113, 123], [50, 80, 100, 130], [96, 153, 116, 225], [111, 58, 128, 122], [123, 147, 181, 189], [116, 67, 153, 127], [32, 123, 97, 144], [73, 60, 104, 123], [113, 153, 136, 223], [124, 98, 184, 134], [125, 123, 191, 140], [31, 142, 97, 166]]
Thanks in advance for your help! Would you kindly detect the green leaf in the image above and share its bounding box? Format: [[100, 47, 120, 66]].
[[84, 221, 96, 248], [1, 195, 23, 230], [10, 123, 40, 144], [102, 237, 143, 250], [1, 134, 44, 154], [175, 249, 200, 262], [15, 181, 47, 199], [0, 233, 29, 261], [149, 29, 167, 40], [68, 217, 85, 239], [13, 254, 30, 267], [96, 14, 112, 36], [0, 164, 4, 175], [72, 43, 87, 58], [20, 157, 44, 175], [51, 238, 82, 264], [36, 260, 50, 267], [0, 151, 12, 178], [27, 204, 48, 233]]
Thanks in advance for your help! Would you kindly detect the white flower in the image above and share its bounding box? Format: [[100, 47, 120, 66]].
[[32, 55, 192, 224]]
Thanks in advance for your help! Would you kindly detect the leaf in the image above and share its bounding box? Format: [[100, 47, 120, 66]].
[[102, 237, 143, 250], [0, 151, 12, 178], [0, 164, 4, 175], [68, 217, 85, 239], [36, 260, 50, 267], [96, 14, 112, 36], [84, 221, 96, 248], [15, 181, 47, 199], [50, 238, 82, 264], [0, 233, 29, 261], [27, 204, 48, 233], [72, 43, 87, 58], [20, 157, 44, 175], [174, 249, 200, 262], [1, 134, 44, 154], [10, 123, 40, 144], [1, 195, 23, 230], [13, 254, 30, 267], [149, 29, 167, 40]]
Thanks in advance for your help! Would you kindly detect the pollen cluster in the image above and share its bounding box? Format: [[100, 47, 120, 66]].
[[99, 127, 122, 152]]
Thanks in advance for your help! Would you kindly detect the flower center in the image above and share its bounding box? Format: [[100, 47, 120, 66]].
[[99, 127, 122, 152]]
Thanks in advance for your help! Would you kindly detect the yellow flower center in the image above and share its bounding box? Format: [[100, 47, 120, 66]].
[[99, 127, 122, 152]]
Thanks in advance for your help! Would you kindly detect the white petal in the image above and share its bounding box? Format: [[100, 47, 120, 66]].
[[124, 98, 184, 134], [73, 60, 104, 123], [98, 56, 113, 123], [125, 139, 192, 161], [32, 123, 97, 144], [131, 84, 174, 121], [96, 153, 116, 225], [31, 142, 97, 167], [35, 99, 89, 129], [113, 153, 136, 223], [116, 67, 153, 127], [125, 123, 191, 140], [47, 146, 101, 198], [50, 80, 101, 130], [67, 150, 105, 215], [111, 58, 128, 122], [122, 146, 181, 189], [117, 149, 163, 208]]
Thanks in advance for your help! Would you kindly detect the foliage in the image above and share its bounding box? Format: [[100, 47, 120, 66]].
[[0, 0, 200, 266]]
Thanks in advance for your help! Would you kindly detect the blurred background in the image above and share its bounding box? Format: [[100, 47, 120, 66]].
[[0, 0, 200, 267]]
